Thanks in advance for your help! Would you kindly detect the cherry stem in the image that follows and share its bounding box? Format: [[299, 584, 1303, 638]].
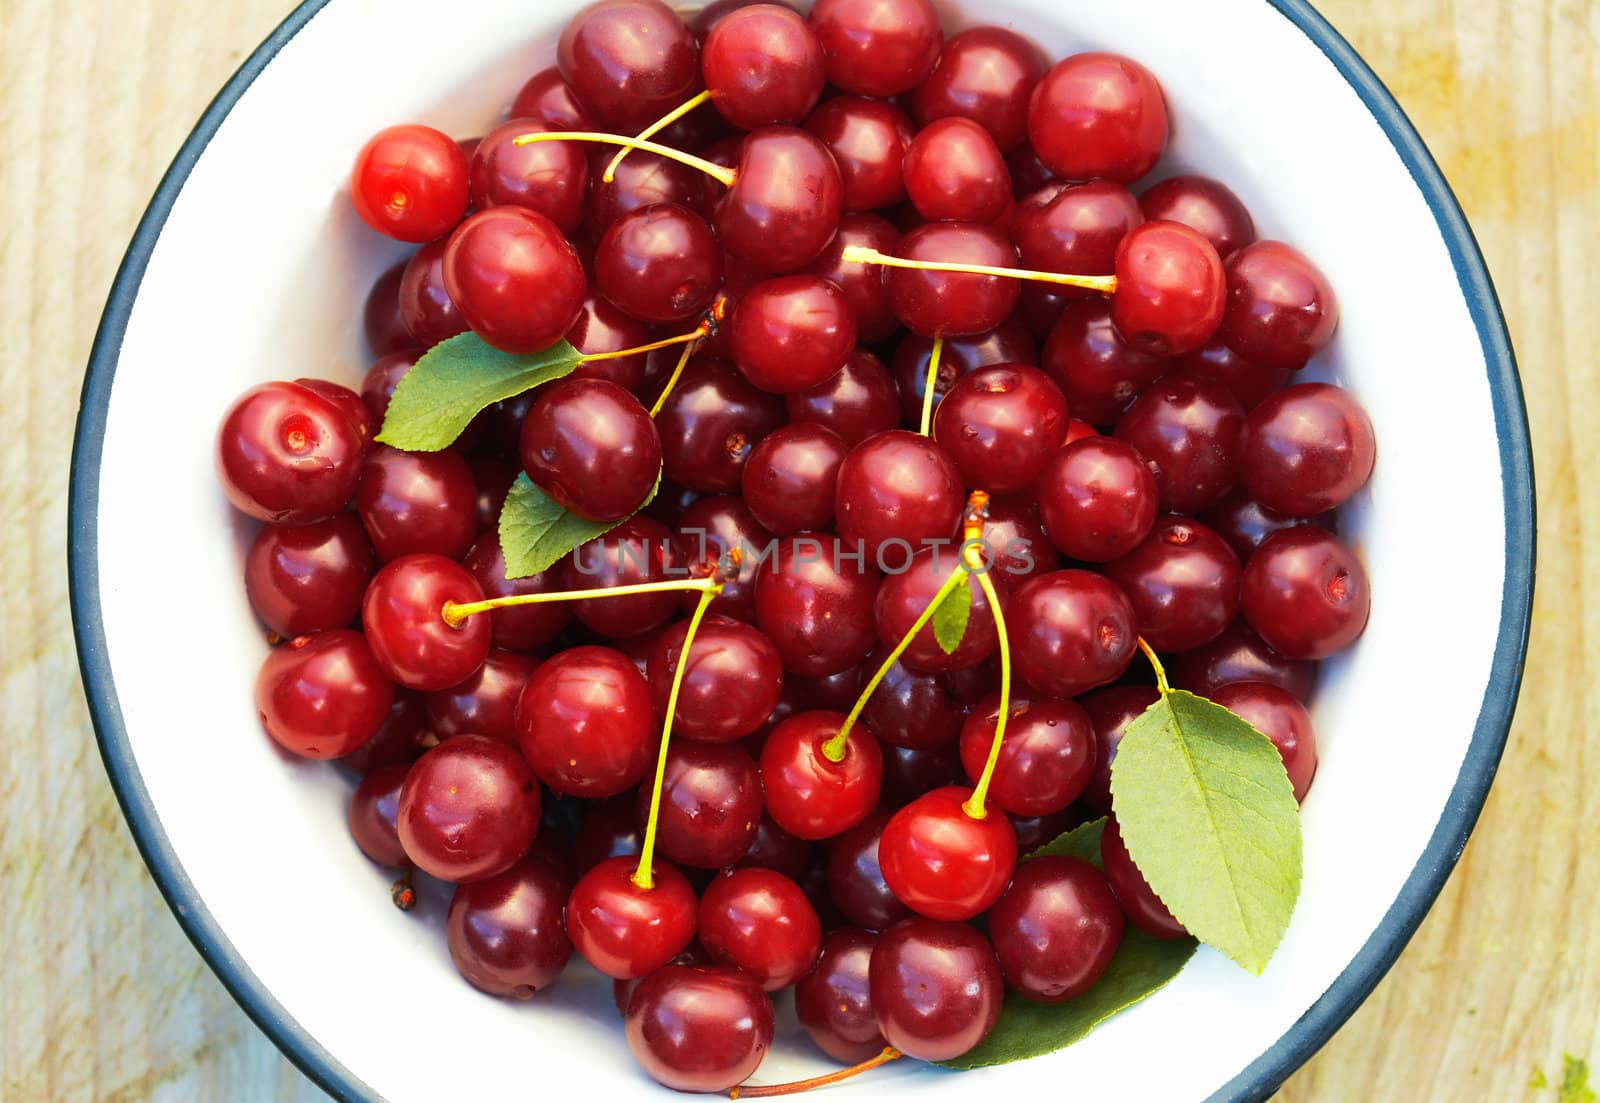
[[601, 89, 715, 183], [839, 244, 1118, 295], [389, 869, 416, 912], [1137, 636, 1172, 694], [649, 338, 701, 418], [513, 130, 737, 188], [729, 1047, 902, 1099], [961, 559, 1011, 822], [918, 335, 943, 437], [579, 324, 706, 366], [632, 580, 723, 891], [440, 577, 716, 629]]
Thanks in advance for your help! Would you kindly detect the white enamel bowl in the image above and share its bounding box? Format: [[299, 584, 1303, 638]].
[[70, 1, 1534, 1100]]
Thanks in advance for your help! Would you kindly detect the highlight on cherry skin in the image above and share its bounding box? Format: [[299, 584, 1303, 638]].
[[211, 0, 1378, 1093]]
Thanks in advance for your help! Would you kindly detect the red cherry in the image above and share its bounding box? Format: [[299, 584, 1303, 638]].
[[1238, 382, 1376, 516], [1211, 681, 1318, 801], [957, 693, 1096, 817], [561, 516, 681, 639], [803, 96, 916, 213], [361, 553, 491, 691], [827, 810, 914, 929], [216, 381, 365, 524], [873, 550, 1000, 673], [425, 647, 537, 745], [255, 630, 395, 759], [834, 430, 964, 566], [932, 363, 1068, 493], [518, 646, 655, 798], [446, 855, 573, 998], [460, 535, 571, 651], [808, 0, 942, 97], [806, 214, 904, 340], [655, 354, 787, 494], [350, 124, 469, 243], [891, 316, 1037, 422], [1007, 569, 1138, 698], [397, 734, 540, 883], [759, 711, 882, 840], [1139, 174, 1256, 260], [647, 615, 785, 742], [510, 66, 593, 131], [1012, 180, 1143, 288], [348, 763, 409, 866], [786, 348, 901, 447], [469, 118, 589, 233], [520, 378, 663, 523], [882, 221, 1021, 338], [398, 240, 468, 349], [741, 423, 848, 536], [1175, 338, 1289, 411], [1169, 619, 1315, 703], [703, 4, 825, 128], [625, 964, 775, 1093], [1218, 240, 1339, 370], [902, 117, 1012, 223], [594, 202, 723, 324], [1240, 526, 1370, 660], [878, 785, 1017, 921], [567, 855, 699, 978], [443, 207, 587, 354], [716, 127, 843, 272], [988, 856, 1124, 1001], [729, 275, 857, 394], [1027, 52, 1167, 184], [1103, 515, 1242, 652], [355, 445, 477, 563], [1040, 297, 1168, 426], [868, 917, 1003, 1060], [699, 867, 823, 989], [244, 513, 375, 637], [912, 26, 1045, 152], [1036, 436, 1159, 562], [557, 0, 700, 131], [1101, 817, 1188, 939], [363, 261, 414, 359], [1111, 220, 1226, 357], [795, 928, 886, 1062], [753, 534, 881, 677], [1114, 375, 1246, 514], [567, 294, 653, 391]]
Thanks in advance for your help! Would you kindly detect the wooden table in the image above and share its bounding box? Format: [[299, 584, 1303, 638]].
[[1, 1, 1592, 1099]]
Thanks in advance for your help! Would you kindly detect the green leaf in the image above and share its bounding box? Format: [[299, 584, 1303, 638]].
[[939, 929, 1196, 1069], [1110, 689, 1303, 975], [930, 576, 973, 654], [497, 469, 662, 580], [1027, 816, 1106, 864], [375, 333, 582, 451]]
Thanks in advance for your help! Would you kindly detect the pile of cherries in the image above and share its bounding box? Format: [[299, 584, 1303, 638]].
[[218, 0, 1375, 1093]]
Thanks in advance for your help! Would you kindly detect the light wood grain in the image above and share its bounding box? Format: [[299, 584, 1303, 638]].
[[0, 0, 1593, 1100]]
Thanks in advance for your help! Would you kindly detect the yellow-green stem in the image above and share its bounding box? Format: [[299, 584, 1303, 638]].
[[649, 337, 701, 418], [601, 89, 714, 183], [1137, 636, 1172, 694], [918, 335, 944, 436], [441, 577, 715, 628], [823, 560, 969, 763], [579, 326, 705, 365], [632, 582, 722, 890], [961, 552, 1011, 821], [839, 243, 1119, 295], [513, 130, 737, 188], [729, 1047, 902, 1099]]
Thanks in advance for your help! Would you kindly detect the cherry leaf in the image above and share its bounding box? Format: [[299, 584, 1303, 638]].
[[498, 469, 661, 580], [930, 574, 973, 654]]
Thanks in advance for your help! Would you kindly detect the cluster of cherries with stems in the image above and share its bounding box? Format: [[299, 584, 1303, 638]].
[[225, 0, 1380, 1094]]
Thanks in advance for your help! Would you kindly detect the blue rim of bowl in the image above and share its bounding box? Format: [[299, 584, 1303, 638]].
[[68, 1, 1535, 1100]]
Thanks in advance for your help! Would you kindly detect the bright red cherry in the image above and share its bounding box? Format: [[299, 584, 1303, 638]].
[[446, 856, 573, 998], [426, 647, 538, 744], [753, 534, 881, 676], [557, 0, 701, 131], [1240, 526, 1371, 660], [216, 381, 365, 524], [834, 431, 964, 566], [520, 378, 662, 523], [703, 4, 825, 128], [1218, 240, 1340, 370], [879, 786, 1017, 921], [361, 553, 491, 691], [244, 513, 374, 637], [803, 96, 916, 212], [759, 711, 883, 840], [699, 868, 823, 989], [932, 363, 1068, 493], [443, 207, 587, 354], [1139, 174, 1256, 260], [1040, 297, 1168, 426], [882, 221, 1022, 338], [594, 202, 723, 324], [741, 423, 847, 535], [730, 275, 857, 394], [1036, 436, 1159, 562], [518, 646, 655, 798], [647, 616, 784, 742], [256, 630, 394, 759], [1104, 515, 1242, 652], [988, 856, 1124, 1001], [350, 124, 470, 243], [1115, 375, 1246, 514], [469, 118, 589, 233], [912, 26, 1045, 151], [1101, 817, 1188, 939], [796, 928, 886, 1062], [869, 917, 1004, 1060], [1027, 52, 1168, 184], [1238, 382, 1376, 516], [808, 0, 942, 96], [1169, 619, 1315, 703], [355, 445, 477, 562], [397, 240, 468, 348], [1007, 569, 1138, 698], [397, 734, 540, 883], [958, 693, 1096, 817], [716, 127, 843, 273], [568, 855, 699, 978], [902, 117, 1012, 223], [347, 763, 409, 866], [1111, 220, 1226, 356], [625, 965, 775, 1093], [1211, 681, 1319, 801]]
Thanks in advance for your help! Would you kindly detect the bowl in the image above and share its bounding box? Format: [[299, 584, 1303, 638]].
[[69, 0, 1534, 1099]]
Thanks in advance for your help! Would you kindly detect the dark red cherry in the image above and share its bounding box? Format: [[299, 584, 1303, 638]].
[[361, 351, 418, 424], [703, 4, 825, 128], [717, 127, 844, 273], [874, 550, 1000, 673], [469, 456, 517, 533], [443, 207, 587, 354], [879, 785, 1017, 920], [568, 855, 699, 978], [1169, 620, 1315, 703], [642, 741, 763, 868], [397, 734, 540, 883], [398, 239, 468, 349], [557, 0, 700, 131], [567, 295, 654, 392], [625, 964, 774, 1092], [806, 215, 902, 340], [1005, 142, 1056, 196], [1036, 436, 1159, 562], [989, 855, 1124, 1002], [469, 118, 589, 233], [348, 763, 409, 866], [932, 363, 1068, 493], [1115, 375, 1245, 514], [363, 262, 414, 361], [447, 855, 572, 997], [1041, 297, 1168, 426], [809, 0, 941, 96], [1014, 180, 1143, 285], [520, 378, 662, 523], [595, 202, 723, 324], [1008, 569, 1137, 698], [699, 867, 822, 989], [827, 810, 914, 929], [355, 445, 477, 562], [760, 711, 883, 839], [803, 96, 916, 212], [341, 690, 430, 774], [979, 494, 1061, 582], [835, 431, 963, 566], [1078, 684, 1159, 813], [1139, 174, 1256, 260], [912, 27, 1045, 152], [425, 648, 537, 744], [753, 534, 881, 676], [1111, 221, 1226, 356], [891, 316, 1038, 422], [256, 630, 394, 759], [586, 148, 715, 237], [460, 536, 571, 651], [796, 928, 886, 1062], [902, 117, 1012, 223], [1174, 338, 1288, 411], [350, 124, 469, 243], [362, 554, 491, 691], [245, 513, 374, 637], [655, 354, 787, 493], [786, 348, 900, 446], [1027, 52, 1167, 184], [883, 221, 1022, 338], [730, 275, 856, 394], [216, 381, 365, 524], [1210, 681, 1318, 801], [510, 66, 593, 131], [561, 516, 680, 638], [1100, 817, 1187, 939], [1218, 240, 1339, 370], [738, 815, 813, 880], [859, 651, 966, 750], [881, 741, 967, 806], [575, 794, 645, 871], [1240, 526, 1370, 660], [958, 693, 1095, 818], [1104, 515, 1241, 652], [673, 496, 774, 622], [741, 423, 847, 535], [1007, 806, 1082, 853], [1239, 382, 1376, 516], [647, 615, 784, 742], [518, 646, 654, 798], [869, 917, 1004, 1060]]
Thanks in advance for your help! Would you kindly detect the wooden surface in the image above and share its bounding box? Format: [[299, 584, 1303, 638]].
[[0, 0, 1594, 1099]]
